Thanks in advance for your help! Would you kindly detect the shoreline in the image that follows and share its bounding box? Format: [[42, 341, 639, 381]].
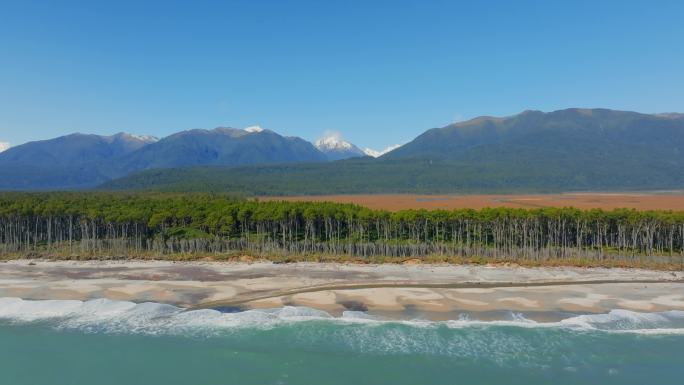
[[1, 259, 683, 320], [190, 277, 684, 310]]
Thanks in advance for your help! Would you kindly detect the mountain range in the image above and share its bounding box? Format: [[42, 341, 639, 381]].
[[385, 108, 684, 162], [2, 108, 683, 192], [0, 133, 156, 190], [0, 127, 366, 190], [118, 126, 329, 171]]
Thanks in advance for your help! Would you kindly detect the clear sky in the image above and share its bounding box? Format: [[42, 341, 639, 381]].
[[1, 0, 683, 150]]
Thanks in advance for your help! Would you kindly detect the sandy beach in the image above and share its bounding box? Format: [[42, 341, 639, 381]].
[[1, 260, 682, 320]]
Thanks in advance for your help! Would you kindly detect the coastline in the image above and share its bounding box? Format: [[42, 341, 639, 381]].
[[1, 259, 683, 320]]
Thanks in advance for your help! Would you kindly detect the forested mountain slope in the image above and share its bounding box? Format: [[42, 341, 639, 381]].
[[0, 128, 327, 190], [0, 133, 156, 190], [383, 108, 684, 162], [103, 109, 684, 194], [4, 108, 683, 192], [118, 127, 326, 171]]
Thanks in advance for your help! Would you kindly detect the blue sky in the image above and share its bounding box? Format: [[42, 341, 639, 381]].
[[1, 0, 683, 150]]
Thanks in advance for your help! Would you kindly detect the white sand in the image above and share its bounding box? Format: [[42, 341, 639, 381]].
[[0, 260, 682, 315]]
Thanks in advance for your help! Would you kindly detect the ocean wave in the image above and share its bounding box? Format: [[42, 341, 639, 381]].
[[1, 297, 684, 336]]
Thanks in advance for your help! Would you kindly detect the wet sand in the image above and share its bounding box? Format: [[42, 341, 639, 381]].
[[1, 260, 682, 319]]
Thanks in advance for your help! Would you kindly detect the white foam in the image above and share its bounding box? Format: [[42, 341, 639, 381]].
[[443, 309, 684, 335], [341, 311, 379, 321], [0, 297, 84, 321], [444, 314, 548, 330], [559, 309, 684, 331], [1, 297, 684, 336]]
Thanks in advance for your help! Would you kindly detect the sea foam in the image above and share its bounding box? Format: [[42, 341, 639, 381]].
[[1, 297, 684, 336]]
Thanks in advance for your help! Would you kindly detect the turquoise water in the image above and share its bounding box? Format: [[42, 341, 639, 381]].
[[1, 298, 683, 385]]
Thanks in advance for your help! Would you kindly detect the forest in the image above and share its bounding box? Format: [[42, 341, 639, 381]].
[[1, 193, 683, 267], [100, 155, 684, 195]]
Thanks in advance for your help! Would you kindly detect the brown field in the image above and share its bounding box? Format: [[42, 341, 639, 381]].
[[261, 193, 684, 211]]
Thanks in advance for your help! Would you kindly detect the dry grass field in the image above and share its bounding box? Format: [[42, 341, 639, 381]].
[[261, 193, 684, 211]]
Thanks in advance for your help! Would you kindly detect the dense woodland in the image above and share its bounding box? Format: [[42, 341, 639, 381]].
[[0, 193, 683, 266], [100, 155, 684, 195]]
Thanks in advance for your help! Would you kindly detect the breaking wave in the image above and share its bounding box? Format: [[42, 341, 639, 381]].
[[1, 297, 684, 337]]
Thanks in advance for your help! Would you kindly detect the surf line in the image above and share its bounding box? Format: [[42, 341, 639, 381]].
[[189, 278, 684, 310]]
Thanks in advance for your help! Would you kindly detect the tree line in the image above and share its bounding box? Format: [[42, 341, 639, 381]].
[[0, 193, 682, 264]]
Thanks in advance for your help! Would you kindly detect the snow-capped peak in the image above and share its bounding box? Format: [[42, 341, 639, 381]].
[[110, 133, 158, 144], [314, 131, 353, 150], [244, 125, 264, 133], [129, 134, 159, 143], [363, 144, 401, 158], [0, 141, 10, 153]]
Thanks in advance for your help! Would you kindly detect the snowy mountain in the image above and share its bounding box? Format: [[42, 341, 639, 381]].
[[0, 127, 325, 190], [105, 108, 684, 194], [314, 132, 366, 161], [363, 144, 401, 158], [128, 134, 159, 143], [119, 126, 325, 171]]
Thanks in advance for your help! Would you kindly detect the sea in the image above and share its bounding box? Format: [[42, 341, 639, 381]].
[[1, 297, 683, 385]]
